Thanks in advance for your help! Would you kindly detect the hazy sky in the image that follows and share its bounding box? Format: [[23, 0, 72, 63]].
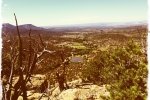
[[2, 0, 148, 26]]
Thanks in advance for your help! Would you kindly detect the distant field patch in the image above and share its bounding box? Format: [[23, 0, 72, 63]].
[[69, 42, 86, 49], [57, 42, 86, 49], [61, 34, 84, 39]]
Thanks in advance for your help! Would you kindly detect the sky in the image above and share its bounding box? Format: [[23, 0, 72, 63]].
[[1, 0, 148, 26]]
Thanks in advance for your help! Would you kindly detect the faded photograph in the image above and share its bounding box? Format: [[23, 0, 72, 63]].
[[1, 0, 148, 100]]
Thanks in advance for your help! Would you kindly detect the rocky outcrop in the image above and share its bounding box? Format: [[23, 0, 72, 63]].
[[19, 78, 110, 100], [56, 85, 110, 100], [49, 79, 110, 100]]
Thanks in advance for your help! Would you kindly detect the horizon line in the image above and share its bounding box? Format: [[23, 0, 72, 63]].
[[3, 20, 147, 27]]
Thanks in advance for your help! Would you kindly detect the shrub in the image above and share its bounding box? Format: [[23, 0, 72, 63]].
[[83, 41, 147, 99]]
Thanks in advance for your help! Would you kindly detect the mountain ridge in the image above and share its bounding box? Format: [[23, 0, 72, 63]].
[[2, 21, 147, 33]]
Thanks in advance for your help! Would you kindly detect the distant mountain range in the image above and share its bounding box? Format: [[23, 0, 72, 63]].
[[43, 21, 147, 28], [2, 21, 147, 33], [2, 23, 46, 32]]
